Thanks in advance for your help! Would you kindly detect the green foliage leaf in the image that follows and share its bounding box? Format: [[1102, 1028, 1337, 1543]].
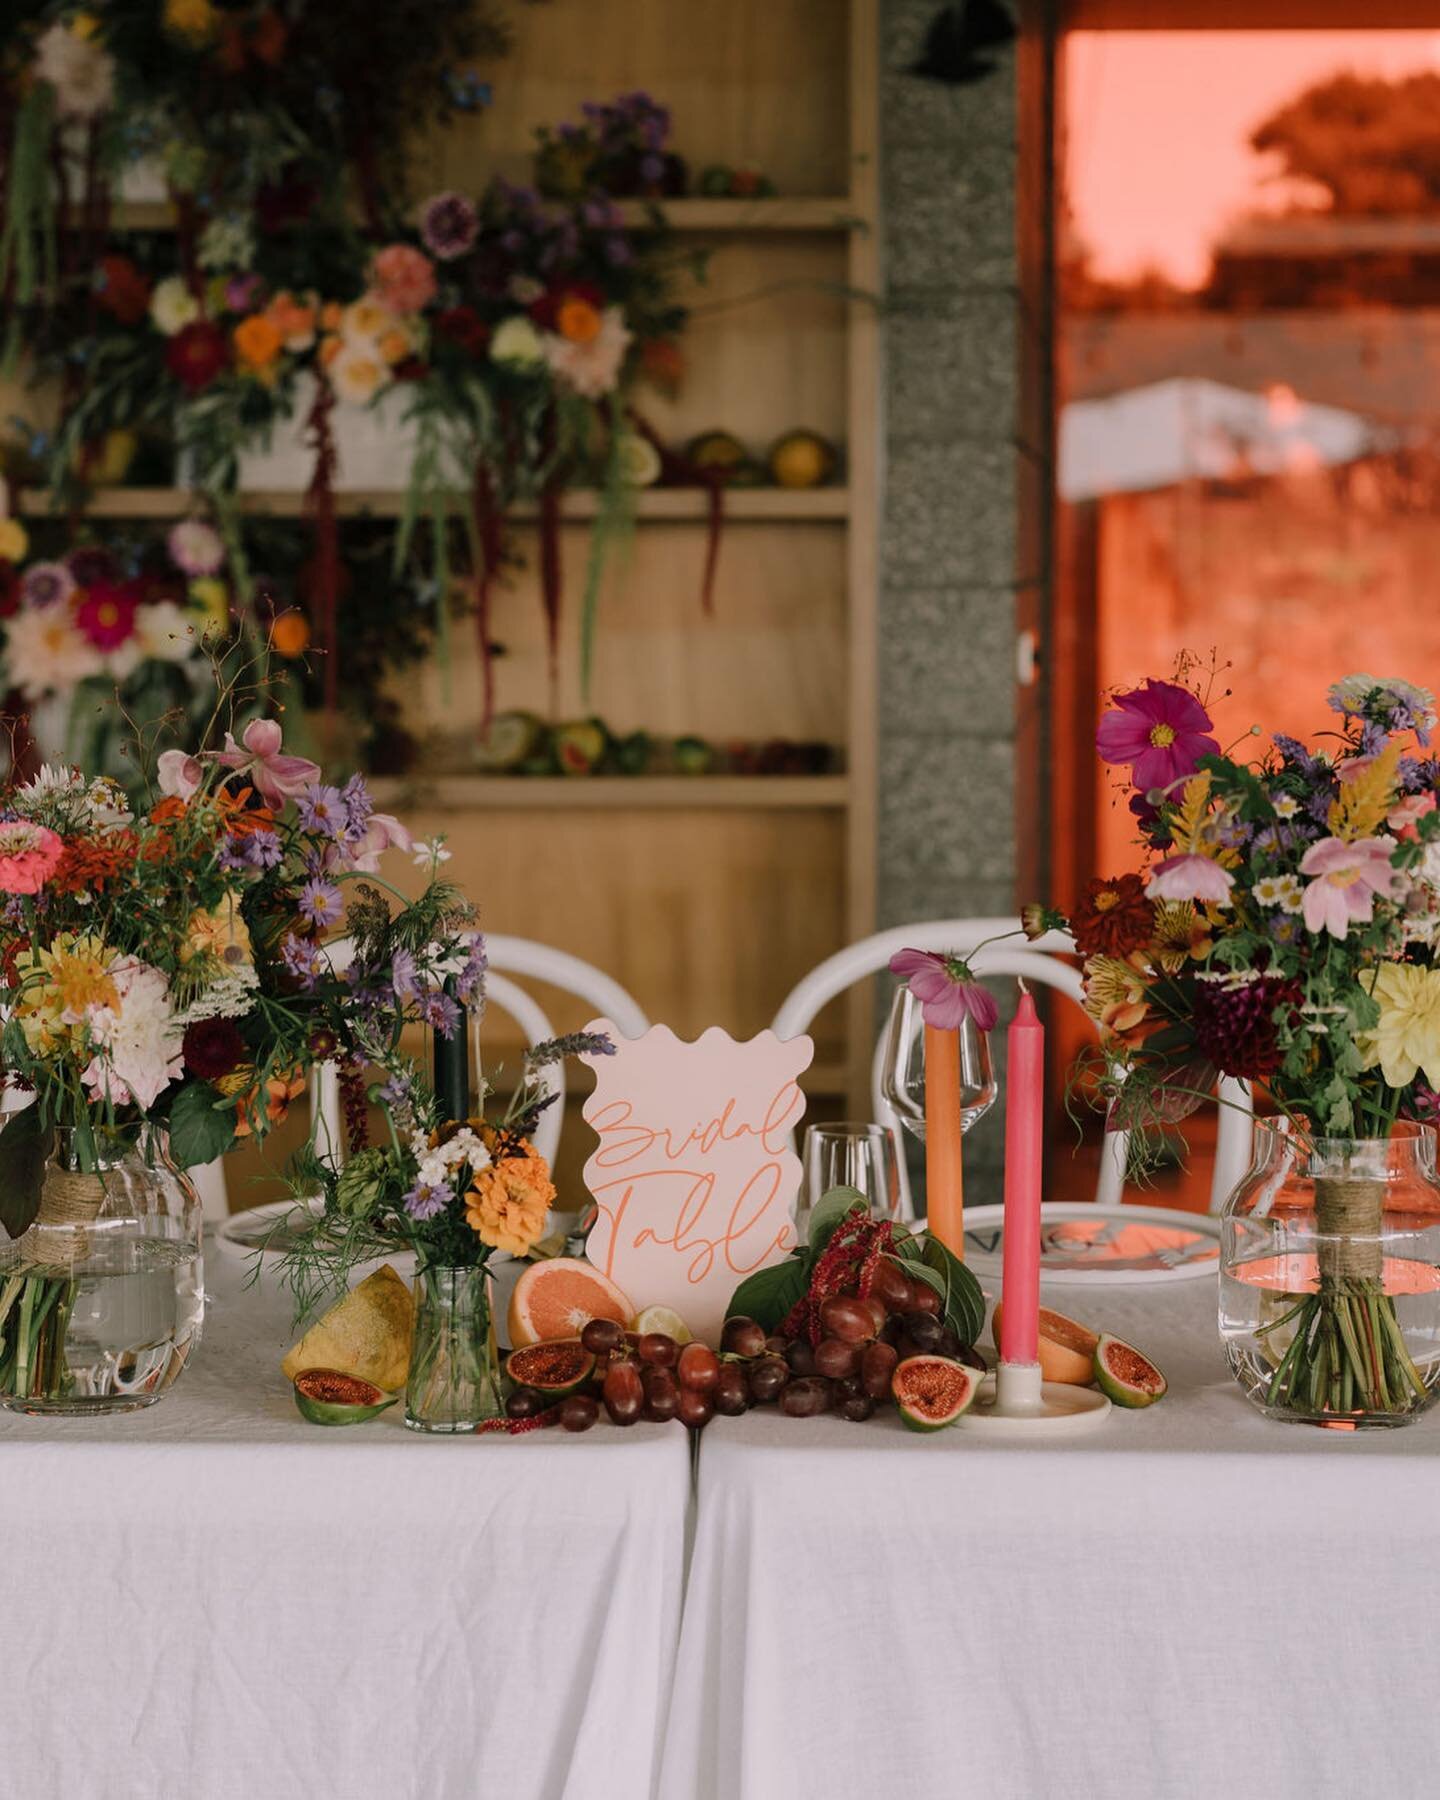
[[725, 1254, 807, 1331], [922, 1234, 986, 1347], [803, 1186, 869, 1266], [168, 1081, 237, 1170], [902, 1256, 946, 1301], [0, 1104, 52, 1240]]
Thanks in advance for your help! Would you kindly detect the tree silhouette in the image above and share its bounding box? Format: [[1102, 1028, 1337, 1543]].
[[1251, 70, 1440, 217]]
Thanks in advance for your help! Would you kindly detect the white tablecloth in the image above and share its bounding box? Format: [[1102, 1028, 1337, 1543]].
[[661, 1276, 1440, 1800], [0, 1242, 692, 1800]]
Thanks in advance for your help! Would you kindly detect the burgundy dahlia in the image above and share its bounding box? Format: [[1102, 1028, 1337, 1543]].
[[1192, 975, 1302, 1082], [183, 1018, 248, 1081], [420, 190, 480, 261], [167, 321, 230, 394]]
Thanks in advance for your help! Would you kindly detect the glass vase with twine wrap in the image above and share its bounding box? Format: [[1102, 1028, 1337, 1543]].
[[0, 1122, 203, 1415], [1219, 1121, 1440, 1426]]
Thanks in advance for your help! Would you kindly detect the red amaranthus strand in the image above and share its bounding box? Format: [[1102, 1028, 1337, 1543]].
[[780, 1214, 899, 1346], [338, 1062, 370, 1156], [471, 458, 504, 735], [303, 372, 341, 717]]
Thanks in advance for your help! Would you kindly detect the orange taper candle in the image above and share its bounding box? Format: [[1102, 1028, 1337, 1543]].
[[924, 1023, 965, 1257]]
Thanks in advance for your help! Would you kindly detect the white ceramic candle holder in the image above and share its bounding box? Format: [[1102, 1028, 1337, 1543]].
[[955, 1359, 1112, 1437]]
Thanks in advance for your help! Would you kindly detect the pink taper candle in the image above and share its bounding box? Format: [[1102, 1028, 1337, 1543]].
[[1000, 982, 1044, 1366]]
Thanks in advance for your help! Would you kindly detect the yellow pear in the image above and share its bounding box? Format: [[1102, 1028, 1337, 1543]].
[[281, 1265, 415, 1393]]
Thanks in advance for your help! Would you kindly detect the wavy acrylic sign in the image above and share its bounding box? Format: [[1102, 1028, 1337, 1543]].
[[579, 1023, 813, 1342]]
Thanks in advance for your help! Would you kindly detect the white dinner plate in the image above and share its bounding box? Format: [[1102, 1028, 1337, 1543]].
[[920, 1201, 1221, 1285]]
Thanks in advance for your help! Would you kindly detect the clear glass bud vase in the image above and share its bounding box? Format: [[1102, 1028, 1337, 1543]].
[[1219, 1120, 1440, 1426], [404, 1264, 504, 1433], [0, 1124, 204, 1415]]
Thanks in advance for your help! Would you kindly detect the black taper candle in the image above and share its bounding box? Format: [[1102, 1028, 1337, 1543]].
[[432, 975, 470, 1126]]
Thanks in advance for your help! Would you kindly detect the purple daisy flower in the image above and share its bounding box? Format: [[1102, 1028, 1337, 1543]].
[[390, 947, 418, 1000], [420, 190, 480, 261], [298, 878, 343, 929], [340, 772, 373, 842], [281, 933, 323, 991], [418, 991, 461, 1038], [295, 783, 348, 838], [403, 1180, 450, 1221], [20, 561, 75, 609]]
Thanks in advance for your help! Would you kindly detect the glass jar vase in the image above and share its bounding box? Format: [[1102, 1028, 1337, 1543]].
[[404, 1264, 504, 1433], [1219, 1120, 1440, 1426], [0, 1124, 204, 1415]]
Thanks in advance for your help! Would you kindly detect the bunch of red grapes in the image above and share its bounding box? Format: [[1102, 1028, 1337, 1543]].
[[505, 1257, 980, 1433]]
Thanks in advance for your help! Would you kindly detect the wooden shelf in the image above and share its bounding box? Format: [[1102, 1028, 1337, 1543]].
[[19, 486, 849, 523], [369, 774, 850, 811], [109, 195, 863, 236]]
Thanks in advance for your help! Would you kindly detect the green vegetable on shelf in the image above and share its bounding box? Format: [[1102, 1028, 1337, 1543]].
[[614, 730, 654, 776], [555, 719, 611, 776], [474, 710, 547, 773], [673, 735, 717, 775]]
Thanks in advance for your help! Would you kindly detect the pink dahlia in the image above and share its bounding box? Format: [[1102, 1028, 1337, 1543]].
[[75, 581, 139, 650], [1097, 679, 1220, 793], [1145, 853, 1235, 907], [0, 821, 63, 894], [369, 244, 437, 315], [1298, 836, 1398, 939], [888, 948, 999, 1032]]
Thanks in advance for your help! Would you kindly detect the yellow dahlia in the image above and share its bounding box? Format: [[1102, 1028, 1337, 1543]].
[[1357, 963, 1440, 1088]]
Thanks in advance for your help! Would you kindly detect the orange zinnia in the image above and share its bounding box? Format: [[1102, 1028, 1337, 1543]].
[[557, 296, 602, 344], [234, 313, 284, 371]]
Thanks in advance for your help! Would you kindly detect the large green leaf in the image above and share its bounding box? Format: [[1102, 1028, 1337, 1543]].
[[168, 1081, 237, 1169], [803, 1186, 869, 1268], [725, 1254, 807, 1331], [922, 1234, 986, 1347], [0, 1104, 52, 1240]]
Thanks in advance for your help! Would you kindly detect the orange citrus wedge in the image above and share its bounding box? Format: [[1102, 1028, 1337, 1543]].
[[507, 1257, 635, 1348], [992, 1302, 1100, 1386]]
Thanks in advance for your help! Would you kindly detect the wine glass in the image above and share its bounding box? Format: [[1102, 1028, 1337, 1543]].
[[880, 984, 997, 1142], [798, 1122, 903, 1240]]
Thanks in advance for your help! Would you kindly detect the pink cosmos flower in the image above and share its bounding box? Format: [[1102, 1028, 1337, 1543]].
[[369, 244, 437, 315], [1145, 853, 1235, 906], [207, 718, 320, 806], [888, 948, 1000, 1032], [348, 811, 413, 873], [1299, 836, 1398, 938], [0, 821, 63, 893], [1096, 679, 1220, 793], [157, 749, 203, 800]]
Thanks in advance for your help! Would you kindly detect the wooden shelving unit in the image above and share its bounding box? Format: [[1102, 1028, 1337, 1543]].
[[369, 775, 850, 811]]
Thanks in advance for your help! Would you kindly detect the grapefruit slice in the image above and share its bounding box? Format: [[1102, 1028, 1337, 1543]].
[[507, 1258, 635, 1348], [992, 1301, 1099, 1386], [1094, 1334, 1167, 1407]]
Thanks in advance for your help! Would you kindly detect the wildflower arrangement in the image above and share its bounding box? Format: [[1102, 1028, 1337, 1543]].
[[1041, 664, 1440, 1418], [0, 714, 481, 1242], [534, 92, 687, 201], [275, 1026, 615, 1319]]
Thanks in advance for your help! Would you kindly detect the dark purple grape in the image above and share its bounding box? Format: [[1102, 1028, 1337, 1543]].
[[677, 1387, 714, 1430], [641, 1367, 680, 1422], [832, 1374, 865, 1404], [814, 1337, 862, 1380], [747, 1355, 790, 1403], [902, 1310, 944, 1352], [603, 1361, 645, 1426], [764, 1334, 789, 1358], [870, 1258, 913, 1313], [908, 1280, 942, 1317], [559, 1395, 599, 1432], [637, 1332, 678, 1368], [581, 1318, 624, 1356], [713, 1365, 750, 1416], [936, 1326, 962, 1359], [878, 1313, 904, 1348], [721, 1316, 767, 1359], [836, 1393, 877, 1423], [784, 1338, 816, 1376], [505, 1385, 544, 1420], [820, 1295, 875, 1344], [779, 1377, 832, 1418], [861, 1341, 899, 1400], [677, 1342, 720, 1394]]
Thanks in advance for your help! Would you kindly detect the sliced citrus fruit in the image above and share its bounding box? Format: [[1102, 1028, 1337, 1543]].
[[507, 1257, 634, 1349], [991, 1301, 1099, 1387], [633, 1303, 692, 1345]]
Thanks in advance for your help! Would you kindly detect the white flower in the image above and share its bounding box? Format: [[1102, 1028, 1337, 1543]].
[[35, 22, 114, 120], [1253, 873, 1303, 914], [150, 276, 200, 337], [176, 965, 258, 1025], [1271, 793, 1300, 820], [167, 519, 224, 576], [411, 835, 451, 871], [84, 777, 132, 833], [135, 601, 200, 664], [3, 605, 104, 698], [491, 316, 545, 369], [81, 957, 184, 1110], [15, 763, 84, 809], [541, 306, 633, 400], [198, 214, 254, 272], [1420, 843, 1440, 891], [329, 338, 391, 406]]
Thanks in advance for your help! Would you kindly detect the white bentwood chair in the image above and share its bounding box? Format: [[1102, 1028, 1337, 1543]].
[[770, 917, 1253, 1215], [312, 932, 650, 1172]]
